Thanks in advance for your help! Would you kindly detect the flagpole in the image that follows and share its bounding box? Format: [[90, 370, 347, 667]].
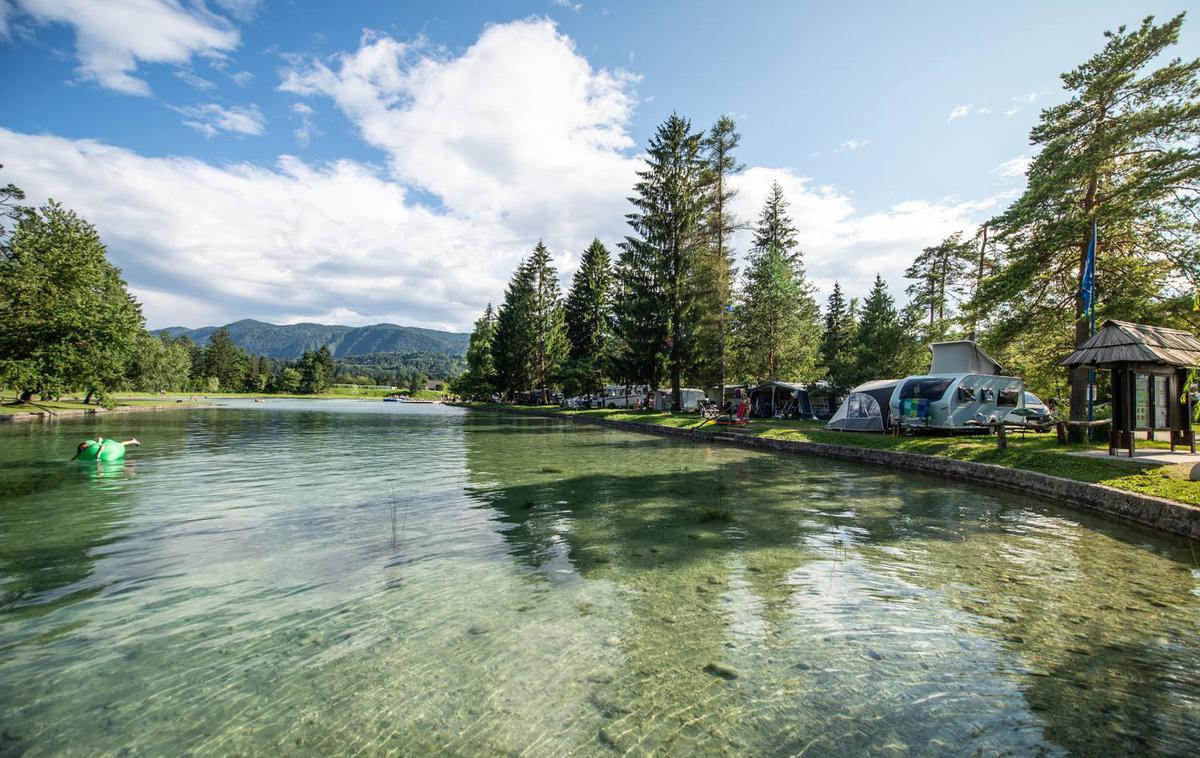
[[1086, 220, 1097, 440]]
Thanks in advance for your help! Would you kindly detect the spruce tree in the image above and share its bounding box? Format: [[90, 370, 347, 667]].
[[731, 182, 822, 383], [491, 260, 536, 397], [852, 275, 916, 385], [526, 241, 569, 403], [613, 113, 708, 410], [971, 14, 1200, 437], [563, 239, 612, 394], [694, 116, 744, 397], [821, 282, 858, 393], [461, 303, 498, 398]]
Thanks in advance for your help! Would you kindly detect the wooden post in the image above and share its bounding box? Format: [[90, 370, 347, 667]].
[[997, 422, 1007, 451], [1056, 421, 1068, 445]]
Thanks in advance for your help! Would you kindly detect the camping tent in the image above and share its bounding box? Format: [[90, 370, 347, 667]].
[[749, 381, 807, 418], [929, 341, 1003, 375], [826, 379, 901, 432]]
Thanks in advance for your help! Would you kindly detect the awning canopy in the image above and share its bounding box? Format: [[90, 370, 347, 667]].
[[1058, 320, 1200, 368]]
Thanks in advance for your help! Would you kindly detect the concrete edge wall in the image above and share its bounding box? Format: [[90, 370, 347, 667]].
[[0, 404, 218, 423], [472, 406, 1200, 541]]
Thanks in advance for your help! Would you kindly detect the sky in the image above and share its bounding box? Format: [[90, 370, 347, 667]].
[[1, 0, 1197, 331]]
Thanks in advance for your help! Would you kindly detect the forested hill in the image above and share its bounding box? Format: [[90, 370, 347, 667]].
[[158, 319, 469, 358]]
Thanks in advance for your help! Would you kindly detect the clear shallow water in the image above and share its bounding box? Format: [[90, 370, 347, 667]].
[[0, 401, 1198, 756]]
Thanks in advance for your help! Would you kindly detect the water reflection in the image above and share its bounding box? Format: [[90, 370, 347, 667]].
[[0, 406, 1195, 755]]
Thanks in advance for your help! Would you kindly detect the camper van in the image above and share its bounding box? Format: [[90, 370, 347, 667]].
[[600, 384, 652, 409], [650, 388, 706, 411], [889, 341, 1025, 431]]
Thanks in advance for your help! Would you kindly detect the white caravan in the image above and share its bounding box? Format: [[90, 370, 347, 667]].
[[889, 341, 1025, 431]]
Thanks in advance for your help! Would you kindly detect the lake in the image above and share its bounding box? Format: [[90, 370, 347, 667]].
[[1, 400, 1198, 755]]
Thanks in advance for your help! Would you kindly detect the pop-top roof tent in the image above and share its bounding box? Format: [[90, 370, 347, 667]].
[[826, 379, 901, 432], [1059, 320, 1200, 456], [928, 341, 1003, 375]]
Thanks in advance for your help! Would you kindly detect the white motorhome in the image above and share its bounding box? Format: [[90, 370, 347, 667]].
[[600, 384, 652, 409], [889, 341, 1025, 431]]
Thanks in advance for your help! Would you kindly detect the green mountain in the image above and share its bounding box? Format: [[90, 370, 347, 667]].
[[158, 319, 469, 358]]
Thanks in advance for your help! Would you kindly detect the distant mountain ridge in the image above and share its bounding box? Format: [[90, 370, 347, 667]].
[[157, 319, 469, 358]]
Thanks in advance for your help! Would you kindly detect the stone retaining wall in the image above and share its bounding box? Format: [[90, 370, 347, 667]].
[[474, 406, 1200, 540]]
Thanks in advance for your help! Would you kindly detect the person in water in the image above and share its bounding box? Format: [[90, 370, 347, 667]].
[[73, 436, 141, 462]]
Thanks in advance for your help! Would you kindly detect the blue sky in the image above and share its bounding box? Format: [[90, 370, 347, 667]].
[[2, 1, 1197, 330]]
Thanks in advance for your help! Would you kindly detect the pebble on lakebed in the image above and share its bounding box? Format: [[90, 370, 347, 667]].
[[703, 662, 739, 680]]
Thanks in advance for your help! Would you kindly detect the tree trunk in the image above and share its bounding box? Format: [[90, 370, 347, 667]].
[[19, 389, 34, 403], [84, 389, 95, 405]]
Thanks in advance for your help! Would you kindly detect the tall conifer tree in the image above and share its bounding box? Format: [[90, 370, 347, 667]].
[[563, 239, 613, 395], [731, 182, 822, 382], [695, 116, 744, 397], [613, 113, 708, 409], [821, 282, 858, 393], [491, 260, 536, 397]]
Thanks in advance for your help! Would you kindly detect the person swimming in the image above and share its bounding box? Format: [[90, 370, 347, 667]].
[[73, 436, 141, 462]]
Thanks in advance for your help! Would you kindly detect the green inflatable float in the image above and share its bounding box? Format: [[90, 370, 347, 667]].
[[74, 437, 140, 462]]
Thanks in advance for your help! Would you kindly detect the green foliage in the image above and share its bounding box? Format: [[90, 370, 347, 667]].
[[613, 113, 708, 408], [563, 239, 612, 394], [692, 116, 745, 390], [904, 232, 977, 343], [457, 303, 499, 398], [276, 366, 302, 394], [0, 200, 143, 403], [492, 242, 568, 399], [731, 182, 822, 383], [200, 327, 248, 392], [125, 332, 192, 393], [972, 13, 1200, 430], [852, 276, 922, 385], [297, 345, 336, 394], [820, 283, 858, 394]]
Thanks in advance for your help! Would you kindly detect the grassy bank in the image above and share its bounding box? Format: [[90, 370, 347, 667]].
[[468, 404, 1200, 507]]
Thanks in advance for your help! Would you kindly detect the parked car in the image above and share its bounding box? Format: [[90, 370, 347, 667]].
[[1005, 391, 1053, 427]]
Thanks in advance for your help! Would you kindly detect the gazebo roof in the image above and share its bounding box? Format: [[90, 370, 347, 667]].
[[1058, 320, 1200, 368]]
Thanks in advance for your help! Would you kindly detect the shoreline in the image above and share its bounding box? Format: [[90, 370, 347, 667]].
[[460, 403, 1200, 541], [0, 402, 220, 423]]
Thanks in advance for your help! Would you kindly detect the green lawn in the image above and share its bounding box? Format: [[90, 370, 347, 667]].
[[467, 403, 1200, 507]]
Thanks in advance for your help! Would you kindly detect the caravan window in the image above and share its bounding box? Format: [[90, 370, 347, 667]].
[[997, 389, 1020, 407], [957, 385, 976, 402], [899, 378, 953, 400]]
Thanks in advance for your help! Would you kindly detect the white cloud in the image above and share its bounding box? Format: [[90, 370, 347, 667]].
[[838, 138, 870, 151], [230, 70, 254, 86], [177, 103, 264, 137], [551, 0, 583, 11], [0, 128, 521, 330], [0, 19, 1002, 330], [1005, 106, 1021, 117], [174, 68, 215, 91], [730, 168, 995, 304], [291, 102, 316, 146], [947, 104, 972, 122], [977, 107, 991, 115], [0, 0, 12, 38], [993, 155, 1032, 178], [279, 19, 640, 247], [10, 0, 239, 95]]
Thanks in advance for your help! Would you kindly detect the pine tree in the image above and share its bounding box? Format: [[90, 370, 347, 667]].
[[971, 14, 1200, 437], [730, 182, 822, 382], [694, 116, 744, 396], [201, 327, 248, 392], [613, 113, 708, 409], [492, 260, 536, 398], [526, 241, 568, 403], [821, 282, 858, 393], [460, 303, 498, 398], [852, 275, 917, 385], [563, 239, 612, 395], [904, 232, 976, 343]]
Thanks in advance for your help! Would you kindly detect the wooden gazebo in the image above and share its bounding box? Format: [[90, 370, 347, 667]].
[[1059, 320, 1200, 456]]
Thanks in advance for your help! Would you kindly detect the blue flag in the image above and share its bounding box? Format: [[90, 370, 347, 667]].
[[1080, 220, 1097, 324]]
